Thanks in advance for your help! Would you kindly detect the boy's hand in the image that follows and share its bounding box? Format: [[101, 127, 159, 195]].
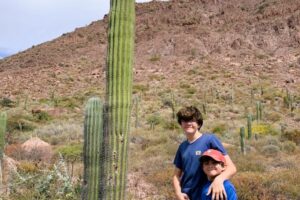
[[176, 192, 190, 200], [207, 176, 227, 200]]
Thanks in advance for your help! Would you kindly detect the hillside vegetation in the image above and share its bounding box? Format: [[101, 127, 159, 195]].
[[0, 0, 299, 199]]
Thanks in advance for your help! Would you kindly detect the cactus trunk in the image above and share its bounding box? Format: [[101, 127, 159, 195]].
[[82, 98, 103, 200], [102, 0, 135, 199], [247, 114, 252, 139], [240, 127, 246, 155]]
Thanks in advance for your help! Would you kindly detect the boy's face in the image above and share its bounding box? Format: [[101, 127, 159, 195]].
[[202, 158, 225, 180], [180, 119, 199, 135]]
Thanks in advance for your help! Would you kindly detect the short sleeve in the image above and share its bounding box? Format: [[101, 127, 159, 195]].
[[173, 147, 182, 169], [225, 181, 238, 200], [209, 134, 227, 155]]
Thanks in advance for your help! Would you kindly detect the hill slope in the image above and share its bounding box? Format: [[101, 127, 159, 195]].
[[0, 0, 299, 100]]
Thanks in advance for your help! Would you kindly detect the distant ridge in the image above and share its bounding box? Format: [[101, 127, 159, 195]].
[[0, 50, 13, 59], [0, 0, 299, 100]]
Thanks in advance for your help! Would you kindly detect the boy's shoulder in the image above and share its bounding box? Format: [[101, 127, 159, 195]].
[[223, 180, 237, 199]]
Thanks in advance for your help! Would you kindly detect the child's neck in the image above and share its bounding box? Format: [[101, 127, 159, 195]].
[[207, 176, 216, 181], [187, 131, 202, 143]]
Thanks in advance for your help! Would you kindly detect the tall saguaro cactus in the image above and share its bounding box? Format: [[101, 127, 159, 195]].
[[102, 0, 135, 199], [82, 98, 103, 200]]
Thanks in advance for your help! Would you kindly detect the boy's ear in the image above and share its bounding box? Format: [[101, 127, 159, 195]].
[[221, 163, 226, 171]]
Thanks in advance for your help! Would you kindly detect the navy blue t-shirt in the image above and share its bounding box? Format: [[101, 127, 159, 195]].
[[173, 133, 227, 199], [200, 180, 237, 200]]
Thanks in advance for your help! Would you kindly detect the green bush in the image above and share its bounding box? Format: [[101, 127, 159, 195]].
[[162, 120, 180, 130], [33, 111, 51, 122], [212, 123, 227, 135], [0, 97, 16, 107], [7, 114, 36, 132]]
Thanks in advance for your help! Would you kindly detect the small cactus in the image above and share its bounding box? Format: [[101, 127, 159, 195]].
[[247, 114, 252, 139], [82, 97, 103, 200], [256, 101, 262, 122], [240, 127, 246, 155]]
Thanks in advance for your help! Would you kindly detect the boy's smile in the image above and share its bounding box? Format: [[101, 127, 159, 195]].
[[202, 159, 225, 181]]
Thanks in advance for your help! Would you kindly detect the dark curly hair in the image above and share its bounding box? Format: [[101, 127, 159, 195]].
[[176, 106, 203, 130]]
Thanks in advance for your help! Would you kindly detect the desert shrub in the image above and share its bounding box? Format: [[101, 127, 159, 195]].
[[149, 54, 160, 62], [133, 84, 149, 94], [179, 83, 190, 89], [187, 69, 197, 76], [162, 120, 180, 130], [211, 123, 227, 135], [261, 144, 280, 157], [32, 110, 51, 122], [233, 165, 300, 199], [5, 143, 24, 160], [146, 166, 174, 199], [0, 97, 16, 107], [8, 156, 80, 200], [56, 144, 82, 177], [281, 140, 297, 153], [7, 114, 36, 132], [57, 97, 81, 109], [281, 129, 300, 145], [232, 172, 274, 200], [251, 123, 279, 135], [19, 161, 39, 173], [234, 153, 266, 172], [146, 114, 161, 130], [186, 87, 196, 94], [264, 112, 281, 122], [34, 122, 82, 145]]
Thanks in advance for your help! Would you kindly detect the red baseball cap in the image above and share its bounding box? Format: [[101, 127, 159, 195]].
[[200, 149, 226, 165]]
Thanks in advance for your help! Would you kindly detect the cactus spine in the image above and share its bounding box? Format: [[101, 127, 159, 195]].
[[240, 127, 245, 155], [82, 98, 103, 200], [247, 114, 252, 139], [102, 0, 135, 199]]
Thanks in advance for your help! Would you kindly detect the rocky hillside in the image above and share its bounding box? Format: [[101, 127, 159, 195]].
[[0, 0, 299, 99]]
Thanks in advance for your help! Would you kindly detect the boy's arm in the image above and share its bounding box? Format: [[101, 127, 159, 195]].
[[207, 155, 237, 200], [173, 167, 190, 200]]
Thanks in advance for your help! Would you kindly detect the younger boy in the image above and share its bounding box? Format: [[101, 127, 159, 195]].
[[199, 149, 237, 200]]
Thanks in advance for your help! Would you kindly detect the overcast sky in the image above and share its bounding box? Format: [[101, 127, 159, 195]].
[[0, 0, 150, 58]]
